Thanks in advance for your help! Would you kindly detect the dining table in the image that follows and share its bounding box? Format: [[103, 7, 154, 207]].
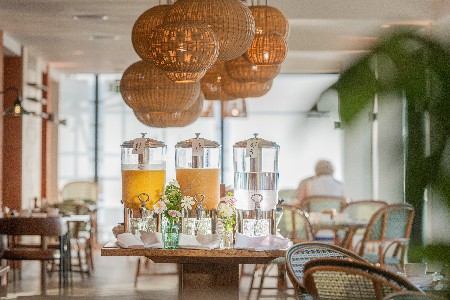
[[309, 218, 368, 249], [101, 242, 286, 300]]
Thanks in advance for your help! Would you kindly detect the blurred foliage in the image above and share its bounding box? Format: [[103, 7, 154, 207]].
[[330, 30, 450, 265]]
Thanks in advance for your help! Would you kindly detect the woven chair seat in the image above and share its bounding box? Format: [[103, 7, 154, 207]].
[[303, 258, 423, 299]]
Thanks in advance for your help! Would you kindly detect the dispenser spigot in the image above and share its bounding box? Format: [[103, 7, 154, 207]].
[[194, 194, 205, 220], [138, 192, 150, 218], [251, 194, 263, 220]]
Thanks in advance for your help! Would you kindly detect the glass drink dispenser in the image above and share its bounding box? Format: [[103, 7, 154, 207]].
[[121, 133, 166, 233], [233, 133, 279, 236], [175, 133, 221, 234]]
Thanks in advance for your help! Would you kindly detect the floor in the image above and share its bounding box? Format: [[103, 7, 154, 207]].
[[1, 249, 296, 300]]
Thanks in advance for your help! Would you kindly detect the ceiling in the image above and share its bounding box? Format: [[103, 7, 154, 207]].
[[1, 0, 450, 74]]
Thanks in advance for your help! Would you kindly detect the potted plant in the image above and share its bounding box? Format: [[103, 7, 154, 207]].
[[330, 29, 450, 267]]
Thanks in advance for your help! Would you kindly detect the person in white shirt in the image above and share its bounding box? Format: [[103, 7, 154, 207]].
[[295, 160, 345, 204]]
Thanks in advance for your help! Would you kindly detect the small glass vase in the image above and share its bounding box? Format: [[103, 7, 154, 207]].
[[220, 223, 234, 249], [163, 218, 179, 249]]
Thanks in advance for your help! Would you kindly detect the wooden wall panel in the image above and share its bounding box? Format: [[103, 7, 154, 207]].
[[0, 30, 4, 209], [3, 56, 22, 212]]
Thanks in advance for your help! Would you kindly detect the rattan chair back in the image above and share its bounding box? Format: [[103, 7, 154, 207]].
[[341, 200, 388, 221], [303, 258, 422, 299], [300, 195, 347, 214], [278, 205, 313, 243], [60, 181, 98, 204], [358, 204, 414, 266], [285, 242, 368, 294]]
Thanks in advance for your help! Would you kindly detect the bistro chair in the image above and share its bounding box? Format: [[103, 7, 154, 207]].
[[383, 291, 446, 299], [355, 204, 414, 269], [285, 242, 368, 297], [246, 206, 314, 299], [60, 181, 98, 205], [337, 200, 388, 246], [0, 266, 10, 297], [299, 195, 348, 214], [303, 258, 423, 299], [341, 200, 388, 221], [299, 196, 348, 243], [51, 202, 95, 277], [0, 217, 70, 294]]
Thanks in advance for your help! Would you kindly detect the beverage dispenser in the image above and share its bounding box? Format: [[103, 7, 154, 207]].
[[121, 133, 166, 233], [175, 133, 221, 234], [233, 133, 279, 236]]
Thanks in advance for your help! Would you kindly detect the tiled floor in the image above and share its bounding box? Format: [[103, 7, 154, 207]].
[[1, 250, 296, 300]]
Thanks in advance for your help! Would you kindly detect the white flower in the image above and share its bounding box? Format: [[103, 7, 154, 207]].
[[153, 200, 166, 214], [218, 203, 234, 219], [168, 210, 182, 218], [168, 179, 180, 188], [181, 196, 195, 210], [161, 195, 170, 204]]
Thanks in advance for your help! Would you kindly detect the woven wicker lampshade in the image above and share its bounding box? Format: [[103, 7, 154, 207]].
[[166, 0, 255, 61], [245, 32, 287, 65], [250, 5, 289, 39], [225, 55, 280, 82], [131, 5, 170, 61], [148, 22, 219, 82], [200, 61, 236, 101], [222, 76, 273, 98], [135, 92, 205, 128], [120, 60, 200, 113]]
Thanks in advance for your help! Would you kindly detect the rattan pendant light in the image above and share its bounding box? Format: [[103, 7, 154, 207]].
[[131, 5, 170, 61], [245, 32, 287, 65], [135, 92, 205, 128], [148, 22, 219, 82], [120, 60, 200, 113], [221, 98, 247, 118], [200, 61, 235, 101], [166, 0, 256, 61], [222, 75, 273, 98], [249, 5, 289, 38], [225, 55, 280, 82]]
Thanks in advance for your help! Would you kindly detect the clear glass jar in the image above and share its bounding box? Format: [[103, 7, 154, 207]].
[[233, 133, 279, 211], [175, 133, 221, 211], [121, 133, 166, 210]]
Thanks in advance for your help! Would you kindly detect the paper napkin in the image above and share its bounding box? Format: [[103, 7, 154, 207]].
[[179, 233, 220, 250], [234, 233, 292, 251]]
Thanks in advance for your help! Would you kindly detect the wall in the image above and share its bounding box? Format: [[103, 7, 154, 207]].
[[377, 94, 405, 204], [0, 30, 3, 209], [21, 48, 44, 209], [342, 105, 373, 200]]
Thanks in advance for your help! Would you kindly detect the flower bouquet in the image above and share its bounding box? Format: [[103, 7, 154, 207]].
[[153, 179, 194, 249], [217, 192, 236, 249]]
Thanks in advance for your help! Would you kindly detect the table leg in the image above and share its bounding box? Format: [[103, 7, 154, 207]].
[[180, 263, 240, 300]]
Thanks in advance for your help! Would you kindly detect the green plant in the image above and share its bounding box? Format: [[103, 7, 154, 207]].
[[153, 179, 194, 223], [330, 29, 450, 266]]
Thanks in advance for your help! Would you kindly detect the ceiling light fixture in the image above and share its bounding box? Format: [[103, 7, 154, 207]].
[[73, 15, 109, 21], [166, 0, 256, 61]]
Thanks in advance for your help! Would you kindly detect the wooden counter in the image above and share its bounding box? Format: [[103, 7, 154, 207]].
[[101, 243, 286, 299]]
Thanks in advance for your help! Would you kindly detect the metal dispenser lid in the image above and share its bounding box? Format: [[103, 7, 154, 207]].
[[233, 133, 279, 148], [175, 133, 220, 148], [121, 133, 166, 148]]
